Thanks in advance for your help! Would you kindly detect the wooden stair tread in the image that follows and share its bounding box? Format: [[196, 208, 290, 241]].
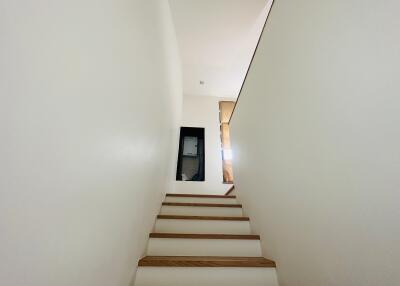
[[149, 233, 260, 239], [166, 194, 236, 199], [162, 202, 242, 208], [157, 215, 249, 221], [138, 256, 276, 267]]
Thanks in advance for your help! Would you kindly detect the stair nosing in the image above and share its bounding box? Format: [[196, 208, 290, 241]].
[[166, 194, 236, 199], [138, 256, 276, 267], [149, 233, 260, 240], [156, 215, 249, 221], [162, 202, 242, 208]]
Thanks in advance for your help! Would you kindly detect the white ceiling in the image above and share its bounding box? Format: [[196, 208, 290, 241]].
[[169, 0, 271, 98]]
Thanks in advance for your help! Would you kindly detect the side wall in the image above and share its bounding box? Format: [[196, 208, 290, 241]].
[[174, 95, 233, 194], [0, 1, 181, 286], [230, 0, 400, 285]]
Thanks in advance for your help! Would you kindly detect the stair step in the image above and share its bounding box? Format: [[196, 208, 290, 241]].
[[149, 233, 259, 239], [147, 234, 262, 256], [134, 267, 279, 286], [159, 206, 242, 216], [166, 194, 236, 198], [138, 256, 276, 267], [154, 216, 252, 234], [160, 203, 243, 216], [162, 202, 242, 207], [157, 215, 249, 221], [164, 194, 238, 204]]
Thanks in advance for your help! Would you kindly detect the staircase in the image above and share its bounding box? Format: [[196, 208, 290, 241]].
[[133, 191, 279, 286]]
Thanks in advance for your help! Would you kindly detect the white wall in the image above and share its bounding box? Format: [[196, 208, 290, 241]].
[[169, 0, 269, 98], [0, 1, 181, 286], [174, 95, 233, 194], [230, 0, 400, 285]]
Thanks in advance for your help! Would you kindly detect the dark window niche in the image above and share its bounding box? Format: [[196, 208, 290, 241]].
[[176, 127, 205, 181]]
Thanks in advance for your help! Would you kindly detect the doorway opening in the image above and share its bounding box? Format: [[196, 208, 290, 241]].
[[176, 127, 205, 181], [219, 101, 235, 183]]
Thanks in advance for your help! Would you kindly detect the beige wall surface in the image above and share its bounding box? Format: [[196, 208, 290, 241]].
[[219, 101, 236, 124], [230, 0, 400, 285], [0, 1, 182, 286]]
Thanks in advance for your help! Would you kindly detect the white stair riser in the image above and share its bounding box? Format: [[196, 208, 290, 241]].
[[147, 238, 262, 256], [164, 197, 238, 204], [154, 219, 252, 234], [134, 267, 279, 286], [160, 205, 243, 216]]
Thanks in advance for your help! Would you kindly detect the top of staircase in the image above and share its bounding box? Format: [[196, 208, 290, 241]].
[[162, 202, 242, 208], [166, 193, 236, 198], [225, 186, 235, 195]]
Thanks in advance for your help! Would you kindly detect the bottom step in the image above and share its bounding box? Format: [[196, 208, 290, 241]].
[[134, 266, 279, 286], [146, 234, 262, 257], [139, 256, 275, 267]]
